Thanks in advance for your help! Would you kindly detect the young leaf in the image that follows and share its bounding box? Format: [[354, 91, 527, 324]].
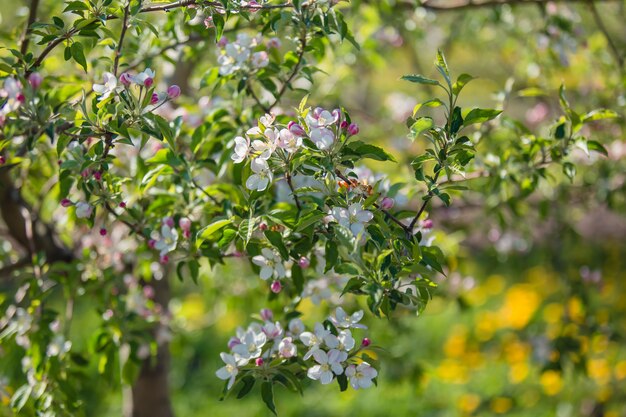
[[463, 108, 502, 126], [401, 74, 441, 86], [261, 381, 277, 416]]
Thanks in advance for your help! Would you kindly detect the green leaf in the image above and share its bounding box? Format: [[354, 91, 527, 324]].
[[409, 117, 434, 141], [265, 230, 289, 260], [435, 49, 451, 88], [452, 73, 475, 95], [412, 98, 445, 116], [587, 140, 608, 157], [562, 162, 576, 182], [197, 219, 231, 241], [71, 42, 87, 71], [237, 376, 256, 399], [450, 106, 463, 135], [582, 109, 619, 123], [401, 74, 441, 86], [462, 108, 502, 126], [344, 141, 396, 162], [261, 381, 277, 416]]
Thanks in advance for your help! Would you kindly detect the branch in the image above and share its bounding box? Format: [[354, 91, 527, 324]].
[[126, 34, 203, 71], [267, 31, 308, 113], [20, 0, 40, 55], [113, 2, 132, 76], [588, 1, 624, 71], [419, 0, 621, 11], [285, 171, 302, 211]]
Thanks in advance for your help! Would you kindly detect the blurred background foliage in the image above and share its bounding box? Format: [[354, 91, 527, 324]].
[[1, 0, 625, 416]]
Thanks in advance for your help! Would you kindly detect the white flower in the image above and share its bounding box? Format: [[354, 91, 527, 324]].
[[332, 203, 373, 236], [278, 337, 297, 358], [46, 335, 71, 357], [0, 78, 23, 114], [261, 321, 283, 340], [232, 329, 267, 362], [302, 279, 332, 305], [131, 68, 155, 86], [251, 51, 269, 68], [345, 362, 377, 389], [336, 329, 355, 351], [288, 318, 305, 336], [252, 131, 276, 160], [259, 113, 275, 128], [154, 224, 178, 256], [232, 136, 250, 163], [75, 202, 93, 219], [251, 248, 285, 280], [310, 127, 334, 150], [92, 72, 118, 101], [330, 307, 367, 329], [306, 108, 339, 128], [216, 353, 239, 389], [300, 322, 337, 359], [306, 349, 347, 384], [277, 129, 302, 153], [246, 158, 273, 191]]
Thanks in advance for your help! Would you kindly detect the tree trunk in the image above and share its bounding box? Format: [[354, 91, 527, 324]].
[[131, 277, 174, 417]]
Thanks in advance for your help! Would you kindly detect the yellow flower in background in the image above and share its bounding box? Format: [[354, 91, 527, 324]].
[[444, 326, 467, 358], [540, 370, 563, 396], [436, 359, 468, 384], [498, 284, 540, 329], [458, 393, 480, 414], [490, 397, 513, 414], [615, 361, 626, 380], [588, 358, 611, 385]]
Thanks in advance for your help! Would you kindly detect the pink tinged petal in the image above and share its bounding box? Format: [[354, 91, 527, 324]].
[[299, 332, 314, 346]]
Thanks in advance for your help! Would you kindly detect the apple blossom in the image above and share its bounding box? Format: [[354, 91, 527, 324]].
[[288, 318, 305, 336], [306, 349, 347, 384], [150, 93, 159, 105], [380, 197, 395, 210], [270, 280, 282, 293], [216, 353, 239, 389], [277, 128, 302, 153], [300, 322, 335, 359], [298, 257, 310, 269], [255, 357, 264, 366], [232, 136, 251, 163], [232, 328, 266, 362], [259, 308, 273, 321], [154, 224, 178, 256], [119, 72, 132, 86], [245, 158, 273, 191], [132, 68, 156, 86], [92, 72, 118, 101], [310, 127, 335, 150], [251, 51, 269, 68], [278, 337, 297, 358], [345, 362, 377, 389], [261, 321, 283, 340], [61, 198, 72, 208], [332, 203, 374, 236], [330, 307, 367, 329], [46, 335, 72, 357], [347, 123, 359, 136], [361, 337, 371, 347], [75, 202, 93, 219], [252, 248, 285, 280], [288, 121, 306, 137], [336, 329, 356, 351], [99, 228, 107, 236], [167, 85, 181, 99], [28, 72, 43, 89]]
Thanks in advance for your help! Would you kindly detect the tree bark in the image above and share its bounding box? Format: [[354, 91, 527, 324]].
[[131, 276, 175, 417]]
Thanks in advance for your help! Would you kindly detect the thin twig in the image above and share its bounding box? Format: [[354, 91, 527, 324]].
[[20, 0, 40, 55], [285, 171, 302, 211], [126, 34, 203, 71], [267, 31, 308, 112], [588, 0, 624, 72], [113, 2, 132, 76]]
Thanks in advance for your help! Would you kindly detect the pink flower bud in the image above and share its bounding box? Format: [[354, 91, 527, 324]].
[[160, 254, 169, 264], [167, 85, 181, 99], [81, 169, 91, 178], [93, 171, 102, 181], [150, 93, 159, 105], [61, 198, 72, 207], [270, 280, 282, 294], [255, 357, 264, 366], [260, 308, 273, 321], [179, 217, 191, 231], [203, 16, 214, 28], [119, 72, 132, 86], [298, 257, 310, 269], [347, 123, 359, 136], [144, 77, 154, 88], [148, 239, 157, 249], [340, 120, 348, 129], [217, 37, 228, 47], [16, 93, 26, 104], [163, 217, 175, 228], [259, 223, 268, 231], [422, 219, 433, 229], [28, 72, 43, 89], [288, 121, 306, 137], [361, 337, 371, 347], [143, 285, 155, 299], [267, 37, 282, 49], [332, 108, 341, 123], [99, 228, 107, 236], [227, 337, 241, 349], [119, 201, 127, 208], [380, 197, 394, 210]]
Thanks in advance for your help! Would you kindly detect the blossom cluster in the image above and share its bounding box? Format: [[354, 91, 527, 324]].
[[217, 33, 270, 76], [148, 216, 193, 264], [231, 107, 359, 193], [216, 307, 377, 391], [92, 68, 180, 110], [0, 73, 43, 126]]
